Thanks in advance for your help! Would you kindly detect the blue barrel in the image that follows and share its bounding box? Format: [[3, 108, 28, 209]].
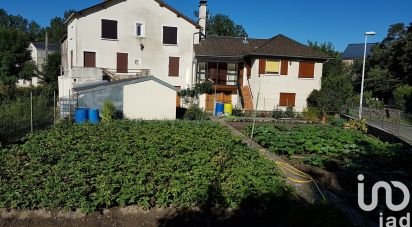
[[88, 109, 100, 124], [215, 102, 224, 116], [75, 108, 89, 124]]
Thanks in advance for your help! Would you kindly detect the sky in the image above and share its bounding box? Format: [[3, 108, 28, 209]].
[[1, 0, 411, 51]]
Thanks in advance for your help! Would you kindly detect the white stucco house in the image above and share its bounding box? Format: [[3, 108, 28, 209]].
[[59, 0, 329, 119], [17, 42, 59, 87]]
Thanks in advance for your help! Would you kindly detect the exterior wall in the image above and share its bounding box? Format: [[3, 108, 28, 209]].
[[248, 58, 323, 112], [61, 39, 68, 74], [65, 0, 198, 91], [123, 80, 176, 120]]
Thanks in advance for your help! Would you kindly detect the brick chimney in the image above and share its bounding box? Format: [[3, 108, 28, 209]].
[[199, 1, 207, 34]]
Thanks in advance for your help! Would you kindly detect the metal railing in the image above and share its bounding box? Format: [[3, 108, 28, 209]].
[[346, 107, 412, 144]]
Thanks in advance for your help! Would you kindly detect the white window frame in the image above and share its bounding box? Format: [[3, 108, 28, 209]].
[[135, 21, 145, 38]]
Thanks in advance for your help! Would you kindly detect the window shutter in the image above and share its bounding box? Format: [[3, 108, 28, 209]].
[[279, 93, 296, 107], [101, 19, 118, 39], [117, 53, 128, 73], [163, 26, 178, 44], [299, 62, 315, 78], [84, 52, 96, 68], [281, 60, 289, 75], [169, 57, 180, 77], [258, 59, 266, 75]]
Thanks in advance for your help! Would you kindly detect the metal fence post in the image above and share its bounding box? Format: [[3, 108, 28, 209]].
[[68, 90, 71, 121], [30, 91, 33, 133], [53, 90, 56, 125], [398, 110, 401, 135]]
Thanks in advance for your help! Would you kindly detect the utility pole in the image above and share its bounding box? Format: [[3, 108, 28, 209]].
[[45, 31, 49, 63]]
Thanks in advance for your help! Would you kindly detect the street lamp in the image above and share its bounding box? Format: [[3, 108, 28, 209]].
[[359, 31, 376, 119]]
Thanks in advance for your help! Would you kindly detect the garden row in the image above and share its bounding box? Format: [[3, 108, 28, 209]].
[[0, 121, 287, 213], [247, 124, 408, 167]]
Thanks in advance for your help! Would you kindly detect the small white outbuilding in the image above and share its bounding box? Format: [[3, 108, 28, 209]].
[[73, 76, 177, 120]]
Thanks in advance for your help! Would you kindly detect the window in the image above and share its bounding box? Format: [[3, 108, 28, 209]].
[[279, 93, 296, 107], [299, 61, 315, 78], [163, 26, 178, 45], [136, 23, 145, 37], [169, 57, 180, 77], [101, 19, 118, 39], [227, 63, 237, 85], [84, 52, 96, 68], [197, 62, 207, 82], [265, 60, 280, 74]]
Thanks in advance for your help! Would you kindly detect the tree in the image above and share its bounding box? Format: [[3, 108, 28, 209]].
[[367, 23, 412, 101], [307, 41, 354, 115], [194, 11, 248, 37], [41, 52, 61, 86], [46, 10, 76, 43], [0, 26, 31, 86]]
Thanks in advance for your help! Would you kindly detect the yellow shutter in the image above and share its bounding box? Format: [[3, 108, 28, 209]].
[[266, 60, 280, 74]]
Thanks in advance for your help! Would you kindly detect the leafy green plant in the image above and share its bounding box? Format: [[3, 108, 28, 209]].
[[302, 107, 320, 121], [329, 117, 346, 127], [183, 105, 208, 121], [232, 107, 243, 117], [272, 108, 284, 119], [101, 100, 116, 123], [284, 106, 295, 118], [0, 121, 287, 213]]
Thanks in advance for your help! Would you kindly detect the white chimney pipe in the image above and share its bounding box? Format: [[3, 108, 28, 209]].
[[199, 1, 207, 34]]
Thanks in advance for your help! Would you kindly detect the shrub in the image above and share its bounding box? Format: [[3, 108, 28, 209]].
[[284, 106, 295, 118], [272, 108, 284, 119], [184, 105, 208, 120], [343, 119, 368, 133], [394, 85, 412, 113], [329, 117, 347, 127], [302, 107, 320, 121], [232, 107, 243, 117], [101, 100, 116, 122]]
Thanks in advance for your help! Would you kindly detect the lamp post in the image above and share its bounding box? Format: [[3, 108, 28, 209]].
[[359, 31, 376, 119]]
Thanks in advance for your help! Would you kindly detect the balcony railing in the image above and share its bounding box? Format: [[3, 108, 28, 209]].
[[61, 67, 151, 80]]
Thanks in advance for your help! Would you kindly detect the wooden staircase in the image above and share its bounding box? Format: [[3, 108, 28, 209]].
[[241, 86, 254, 110]]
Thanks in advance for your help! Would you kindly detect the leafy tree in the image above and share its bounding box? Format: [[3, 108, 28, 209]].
[[206, 14, 247, 37], [367, 23, 412, 101], [307, 42, 354, 115], [0, 26, 31, 86], [41, 52, 61, 86], [195, 11, 248, 37], [46, 10, 76, 43], [394, 85, 412, 112]]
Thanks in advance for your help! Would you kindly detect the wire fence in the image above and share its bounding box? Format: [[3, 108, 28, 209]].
[[345, 106, 412, 144], [0, 90, 58, 145]]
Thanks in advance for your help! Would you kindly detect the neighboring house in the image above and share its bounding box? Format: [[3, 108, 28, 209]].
[[59, 0, 328, 117], [17, 42, 59, 87], [194, 35, 329, 112], [342, 43, 377, 64], [59, 0, 200, 99]]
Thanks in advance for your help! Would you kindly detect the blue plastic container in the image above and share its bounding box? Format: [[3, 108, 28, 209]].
[[75, 108, 89, 124], [215, 102, 224, 116], [88, 109, 100, 124]]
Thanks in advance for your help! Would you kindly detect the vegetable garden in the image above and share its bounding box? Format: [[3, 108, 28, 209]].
[[247, 123, 408, 168], [0, 121, 288, 213]]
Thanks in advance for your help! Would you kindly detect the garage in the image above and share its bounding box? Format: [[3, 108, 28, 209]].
[[72, 77, 177, 120]]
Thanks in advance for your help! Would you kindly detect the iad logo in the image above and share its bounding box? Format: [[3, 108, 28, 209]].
[[358, 174, 411, 227]]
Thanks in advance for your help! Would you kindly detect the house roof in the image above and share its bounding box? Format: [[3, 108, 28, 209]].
[[66, 0, 200, 29], [72, 76, 177, 94], [342, 43, 377, 60], [31, 42, 59, 51], [194, 34, 330, 60]]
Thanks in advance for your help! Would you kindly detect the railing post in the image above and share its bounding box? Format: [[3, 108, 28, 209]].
[[30, 91, 33, 133]]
